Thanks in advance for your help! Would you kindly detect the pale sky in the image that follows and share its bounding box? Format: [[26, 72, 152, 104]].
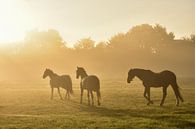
[[0, 0, 194, 46]]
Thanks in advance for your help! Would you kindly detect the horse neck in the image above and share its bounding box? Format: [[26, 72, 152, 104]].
[[80, 72, 88, 79], [133, 69, 146, 81], [48, 72, 57, 79]]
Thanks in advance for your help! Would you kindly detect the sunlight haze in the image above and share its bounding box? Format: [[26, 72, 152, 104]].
[[0, 0, 194, 46]]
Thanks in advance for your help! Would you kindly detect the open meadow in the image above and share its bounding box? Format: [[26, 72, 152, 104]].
[[0, 77, 195, 129]]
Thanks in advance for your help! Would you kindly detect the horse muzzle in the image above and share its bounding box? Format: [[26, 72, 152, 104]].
[[43, 75, 46, 79], [127, 79, 131, 83]]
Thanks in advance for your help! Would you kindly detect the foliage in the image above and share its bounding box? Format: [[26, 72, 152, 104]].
[[0, 24, 195, 81], [24, 29, 66, 50], [74, 37, 95, 49]]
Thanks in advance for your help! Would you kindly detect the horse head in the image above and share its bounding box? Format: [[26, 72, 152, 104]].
[[127, 69, 135, 83], [43, 68, 53, 79], [76, 67, 87, 79]]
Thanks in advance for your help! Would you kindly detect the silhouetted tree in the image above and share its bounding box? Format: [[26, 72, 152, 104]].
[[74, 38, 95, 49], [126, 24, 156, 49], [107, 24, 177, 54], [95, 41, 108, 49], [168, 32, 175, 40], [154, 24, 175, 41], [182, 36, 191, 42], [108, 33, 127, 48], [24, 29, 66, 50], [190, 34, 195, 43]]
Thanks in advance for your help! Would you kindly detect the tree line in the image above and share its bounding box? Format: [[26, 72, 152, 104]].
[[0, 24, 195, 81]]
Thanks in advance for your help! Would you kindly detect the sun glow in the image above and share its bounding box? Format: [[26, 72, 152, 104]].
[[0, 0, 34, 44]]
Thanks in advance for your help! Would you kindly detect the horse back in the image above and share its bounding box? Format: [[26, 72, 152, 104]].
[[160, 70, 176, 81], [61, 75, 72, 86], [50, 75, 72, 89], [82, 75, 100, 90], [141, 70, 177, 87]]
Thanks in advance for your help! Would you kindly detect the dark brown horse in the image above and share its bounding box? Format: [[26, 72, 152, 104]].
[[43, 68, 73, 100], [127, 68, 184, 106], [76, 67, 101, 106]]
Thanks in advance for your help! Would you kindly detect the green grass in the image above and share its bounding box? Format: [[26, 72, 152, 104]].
[[0, 78, 195, 129]]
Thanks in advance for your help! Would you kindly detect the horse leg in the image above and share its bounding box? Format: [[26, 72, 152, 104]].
[[87, 90, 90, 106], [65, 90, 68, 100], [172, 86, 180, 106], [90, 91, 94, 106], [143, 87, 148, 101], [160, 86, 167, 106], [80, 88, 83, 104], [146, 87, 153, 105], [97, 90, 101, 106], [67, 91, 70, 100], [50, 87, 54, 100], [57, 88, 63, 100], [144, 87, 153, 105]]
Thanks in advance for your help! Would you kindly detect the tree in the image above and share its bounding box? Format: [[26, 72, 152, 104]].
[[95, 41, 108, 49], [126, 24, 155, 49], [24, 29, 66, 50], [154, 24, 175, 41], [190, 34, 195, 43], [168, 32, 175, 40], [74, 38, 95, 49], [108, 33, 128, 49]]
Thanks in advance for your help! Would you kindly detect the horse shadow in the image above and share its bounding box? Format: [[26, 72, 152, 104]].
[[69, 100, 195, 128], [53, 99, 195, 128]]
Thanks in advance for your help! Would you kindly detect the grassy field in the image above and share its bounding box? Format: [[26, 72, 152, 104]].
[[0, 78, 195, 129]]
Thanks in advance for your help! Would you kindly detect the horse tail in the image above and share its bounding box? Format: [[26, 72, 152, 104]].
[[171, 81, 184, 102], [97, 89, 101, 100], [70, 81, 74, 95], [68, 76, 73, 95], [69, 87, 73, 94]]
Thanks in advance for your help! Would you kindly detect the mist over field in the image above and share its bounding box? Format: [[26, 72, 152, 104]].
[[0, 0, 195, 129], [0, 24, 195, 83]]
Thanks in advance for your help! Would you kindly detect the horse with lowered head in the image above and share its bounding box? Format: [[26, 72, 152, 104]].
[[43, 68, 73, 100], [76, 67, 101, 106], [127, 68, 184, 106]]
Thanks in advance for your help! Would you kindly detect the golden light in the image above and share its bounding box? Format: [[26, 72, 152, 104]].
[[0, 0, 34, 44]]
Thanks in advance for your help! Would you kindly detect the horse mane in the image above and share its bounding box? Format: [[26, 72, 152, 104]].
[[130, 68, 152, 73], [47, 69, 53, 73], [79, 67, 86, 73], [47, 69, 59, 76]]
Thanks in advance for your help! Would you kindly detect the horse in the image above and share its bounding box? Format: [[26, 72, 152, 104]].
[[76, 67, 101, 106], [127, 68, 184, 106], [43, 68, 73, 100]]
